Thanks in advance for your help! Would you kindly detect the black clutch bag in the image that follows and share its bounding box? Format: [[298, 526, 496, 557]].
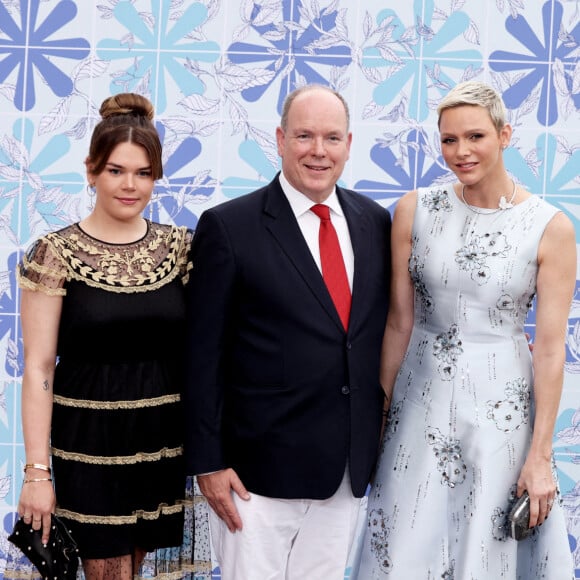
[[508, 490, 534, 541], [8, 514, 80, 578]]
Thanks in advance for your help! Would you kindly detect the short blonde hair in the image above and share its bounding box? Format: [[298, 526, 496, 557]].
[[437, 81, 506, 132]]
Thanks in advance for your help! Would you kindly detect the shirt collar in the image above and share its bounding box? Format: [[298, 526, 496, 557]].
[[279, 171, 344, 218]]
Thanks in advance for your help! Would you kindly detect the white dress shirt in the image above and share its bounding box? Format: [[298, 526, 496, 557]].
[[278, 171, 354, 290]]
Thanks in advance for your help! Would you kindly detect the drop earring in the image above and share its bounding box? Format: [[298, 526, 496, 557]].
[[87, 182, 96, 211]]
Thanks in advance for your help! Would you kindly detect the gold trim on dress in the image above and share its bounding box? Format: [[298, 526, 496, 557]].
[[51, 445, 183, 465], [53, 393, 180, 409], [56, 501, 184, 525], [17, 273, 66, 296]]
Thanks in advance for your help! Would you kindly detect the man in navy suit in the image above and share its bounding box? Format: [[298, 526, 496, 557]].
[[184, 85, 391, 579]]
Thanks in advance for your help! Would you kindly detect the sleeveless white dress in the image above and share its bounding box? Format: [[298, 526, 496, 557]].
[[355, 187, 573, 579]]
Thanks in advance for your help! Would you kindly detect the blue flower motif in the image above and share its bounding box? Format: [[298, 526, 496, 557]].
[[0, 0, 90, 111], [97, 1, 220, 113], [221, 140, 278, 199], [553, 406, 580, 497], [0, 253, 23, 377], [561, 281, 580, 372], [505, 134, 580, 241], [362, 0, 482, 121], [489, 1, 580, 125], [227, 1, 352, 113], [147, 123, 216, 228], [355, 130, 449, 210], [0, 118, 84, 245]]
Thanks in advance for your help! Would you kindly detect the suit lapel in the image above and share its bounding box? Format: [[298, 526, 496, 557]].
[[263, 178, 344, 331]]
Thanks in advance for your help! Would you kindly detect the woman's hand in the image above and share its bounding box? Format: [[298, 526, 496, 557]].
[[516, 453, 556, 528], [17, 468, 56, 545]]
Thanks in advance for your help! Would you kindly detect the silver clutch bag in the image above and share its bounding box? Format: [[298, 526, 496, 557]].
[[508, 491, 534, 541]]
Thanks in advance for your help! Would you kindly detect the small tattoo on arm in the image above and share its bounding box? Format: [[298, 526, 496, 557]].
[[42, 380, 49, 391]]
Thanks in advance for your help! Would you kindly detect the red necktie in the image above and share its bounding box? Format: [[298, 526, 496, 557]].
[[311, 204, 351, 330]]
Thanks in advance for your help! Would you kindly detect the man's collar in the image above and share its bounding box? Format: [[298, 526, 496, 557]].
[[278, 171, 343, 218]]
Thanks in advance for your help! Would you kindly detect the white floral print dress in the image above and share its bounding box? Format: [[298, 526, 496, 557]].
[[355, 187, 573, 580]]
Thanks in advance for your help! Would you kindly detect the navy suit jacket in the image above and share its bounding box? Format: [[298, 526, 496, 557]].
[[184, 175, 391, 499]]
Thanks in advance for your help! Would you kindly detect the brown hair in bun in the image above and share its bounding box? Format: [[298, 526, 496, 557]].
[[86, 93, 162, 179]]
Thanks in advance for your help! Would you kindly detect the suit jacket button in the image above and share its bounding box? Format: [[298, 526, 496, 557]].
[[341, 385, 350, 395]]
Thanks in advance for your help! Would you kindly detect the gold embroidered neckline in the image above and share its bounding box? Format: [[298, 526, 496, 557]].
[[75, 220, 150, 246], [46, 223, 187, 292]]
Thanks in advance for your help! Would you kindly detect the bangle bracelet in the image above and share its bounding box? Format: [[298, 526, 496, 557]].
[[24, 463, 51, 474], [23, 478, 52, 483]]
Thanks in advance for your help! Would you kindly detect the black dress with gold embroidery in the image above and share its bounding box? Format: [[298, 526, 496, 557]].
[[18, 221, 192, 560]]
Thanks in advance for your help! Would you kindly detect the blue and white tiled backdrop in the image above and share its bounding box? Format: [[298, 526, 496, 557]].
[[0, 1, 579, 577]]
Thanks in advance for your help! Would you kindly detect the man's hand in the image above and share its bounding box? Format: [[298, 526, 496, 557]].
[[198, 468, 250, 532]]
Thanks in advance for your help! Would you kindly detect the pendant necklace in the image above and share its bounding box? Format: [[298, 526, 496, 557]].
[[461, 180, 517, 215]]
